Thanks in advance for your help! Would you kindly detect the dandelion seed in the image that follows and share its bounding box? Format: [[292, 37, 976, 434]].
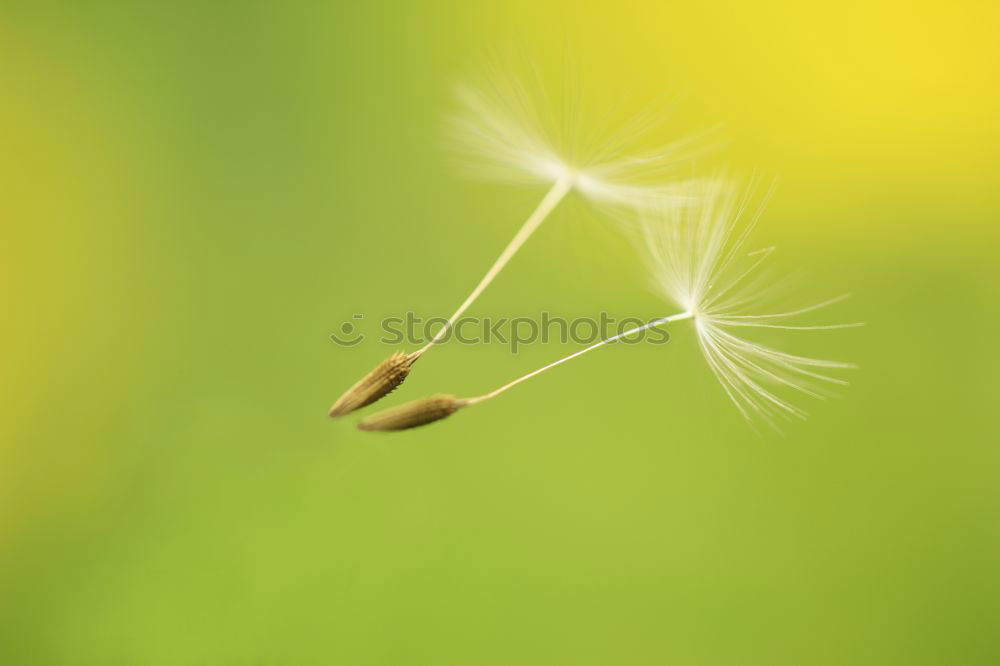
[[328, 352, 416, 418], [331, 66, 707, 417], [357, 394, 465, 431], [359, 177, 860, 432]]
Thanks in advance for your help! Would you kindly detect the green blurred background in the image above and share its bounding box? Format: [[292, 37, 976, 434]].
[[1, 1, 998, 664]]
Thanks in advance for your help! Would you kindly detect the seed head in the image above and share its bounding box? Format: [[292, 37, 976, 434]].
[[639, 176, 862, 428], [449, 66, 712, 215]]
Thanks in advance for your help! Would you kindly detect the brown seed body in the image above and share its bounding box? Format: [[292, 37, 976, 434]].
[[357, 394, 464, 431], [328, 352, 416, 418]]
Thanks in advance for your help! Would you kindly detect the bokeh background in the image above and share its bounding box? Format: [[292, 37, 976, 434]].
[[1, 1, 998, 664]]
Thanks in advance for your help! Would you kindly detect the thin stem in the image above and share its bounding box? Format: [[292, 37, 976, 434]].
[[463, 311, 693, 405], [414, 174, 575, 357]]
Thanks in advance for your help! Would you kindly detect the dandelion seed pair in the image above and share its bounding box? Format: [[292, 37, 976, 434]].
[[329, 72, 859, 432]]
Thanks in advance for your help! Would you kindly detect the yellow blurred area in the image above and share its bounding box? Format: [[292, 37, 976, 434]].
[[0, 25, 134, 533], [503, 1, 1000, 210]]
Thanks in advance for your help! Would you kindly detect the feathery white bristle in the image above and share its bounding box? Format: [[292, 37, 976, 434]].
[[449, 70, 705, 212], [639, 176, 861, 428]]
